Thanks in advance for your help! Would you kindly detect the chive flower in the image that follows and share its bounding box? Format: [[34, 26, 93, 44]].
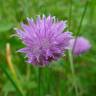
[[15, 15, 72, 66], [69, 37, 91, 55]]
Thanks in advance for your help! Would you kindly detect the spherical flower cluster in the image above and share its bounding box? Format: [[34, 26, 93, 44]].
[[69, 37, 91, 55], [16, 15, 72, 66]]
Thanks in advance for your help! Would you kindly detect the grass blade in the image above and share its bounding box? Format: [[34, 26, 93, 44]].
[[0, 64, 25, 96]]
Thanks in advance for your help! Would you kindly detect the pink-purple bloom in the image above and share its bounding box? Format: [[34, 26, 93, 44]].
[[15, 15, 72, 66], [69, 37, 91, 55]]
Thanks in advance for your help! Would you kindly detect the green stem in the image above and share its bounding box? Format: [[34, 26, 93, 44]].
[[68, 50, 78, 96], [47, 67, 50, 95], [73, 0, 89, 53], [26, 64, 30, 81], [56, 72, 60, 96], [38, 67, 42, 96], [75, 0, 89, 36], [69, 0, 73, 30]]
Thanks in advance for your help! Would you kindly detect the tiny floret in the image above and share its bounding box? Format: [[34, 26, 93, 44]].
[[69, 37, 91, 55], [16, 15, 72, 66]]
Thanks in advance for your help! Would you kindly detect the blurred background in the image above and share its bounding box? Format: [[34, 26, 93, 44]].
[[0, 0, 96, 96]]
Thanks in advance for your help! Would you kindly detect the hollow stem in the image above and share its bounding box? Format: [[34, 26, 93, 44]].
[[68, 50, 78, 96], [46, 67, 51, 95], [38, 67, 42, 96], [26, 64, 30, 81], [73, 0, 89, 53], [69, 0, 73, 30]]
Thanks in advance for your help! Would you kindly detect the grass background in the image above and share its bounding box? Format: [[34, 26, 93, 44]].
[[0, 0, 96, 96]]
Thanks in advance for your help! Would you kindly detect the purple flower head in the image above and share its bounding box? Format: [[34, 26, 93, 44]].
[[69, 37, 91, 55], [15, 15, 72, 66]]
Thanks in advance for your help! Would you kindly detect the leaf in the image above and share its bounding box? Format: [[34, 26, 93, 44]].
[[0, 64, 25, 96]]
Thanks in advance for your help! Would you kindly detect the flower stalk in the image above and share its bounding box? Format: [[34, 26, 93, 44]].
[[38, 67, 42, 96], [68, 49, 78, 96], [73, 0, 89, 53]]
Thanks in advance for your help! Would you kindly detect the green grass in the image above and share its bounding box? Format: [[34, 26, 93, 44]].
[[0, 0, 96, 96]]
